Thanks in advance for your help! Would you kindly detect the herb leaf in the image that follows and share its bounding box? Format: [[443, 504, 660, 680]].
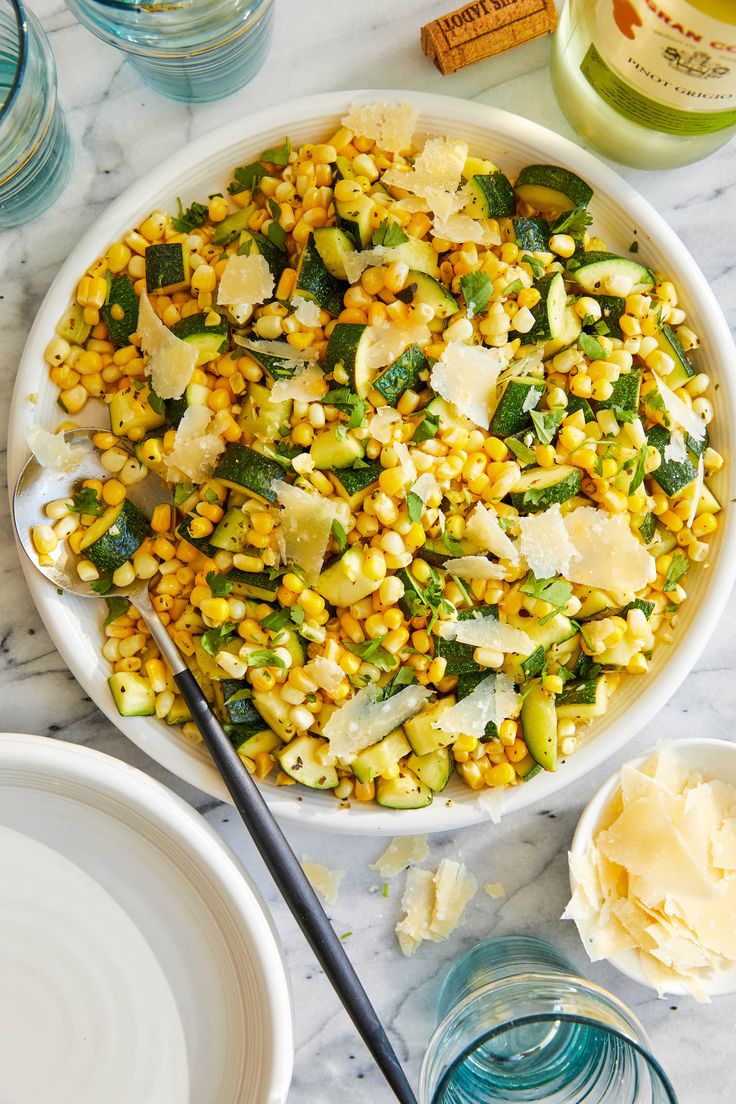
[[89, 576, 114, 595], [550, 207, 593, 239], [372, 218, 409, 248], [406, 491, 423, 524], [327, 387, 366, 429], [71, 487, 105, 517], [244, 648, 287, 672], [628, 447, 648, 494], [206, 571, 232, 597], [664, 549, 689, 592], [173, 483, 195, 507], [260, 137, 291, 166], [344, 635, 399, 672], [104, 596, 129, 626], [147, 385, 166, 416], [376, 666, 415, 701], [530, 408, 564, 446], [503, 278, 523, 297], [172, 198, 208, 233], [459, 271, 493, 319], [331, 518, 347, 552], [520, 573, 573, 622], [522, 253, 545, 278], [260, 607, 291, 632], [506, 437, 536, 466], [579, 332, 608, 361], [200, 623, 237, 656]]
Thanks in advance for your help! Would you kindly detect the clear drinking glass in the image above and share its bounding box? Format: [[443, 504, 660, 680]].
[[0, 0, 72, 229], [420, 936, 678, 1104], [64, 0, 275, 103]]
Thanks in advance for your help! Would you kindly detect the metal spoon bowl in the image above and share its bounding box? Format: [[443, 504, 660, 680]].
[[12, 427, 418, 1104]]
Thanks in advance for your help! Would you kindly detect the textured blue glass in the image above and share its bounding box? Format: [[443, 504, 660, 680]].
[[0, 1, 72, 229], [420, 936, 678, 1104], [65, 0, 274, 103]]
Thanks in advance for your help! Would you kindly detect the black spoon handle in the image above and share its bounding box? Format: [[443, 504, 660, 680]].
[[173, 668, 418, 1104]]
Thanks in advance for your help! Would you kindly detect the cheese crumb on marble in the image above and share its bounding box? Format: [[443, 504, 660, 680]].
[[301, 858, 344, 906], [396, 859, 478, 955], [370, 835, 430, 878], [484, 882, 506, 899], [138, 291, 197, 400]]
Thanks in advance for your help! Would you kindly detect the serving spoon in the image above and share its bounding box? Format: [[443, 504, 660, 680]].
[[13, 428, 418, 1104]]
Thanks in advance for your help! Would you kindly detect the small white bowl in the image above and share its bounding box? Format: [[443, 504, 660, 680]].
[[0, 733, 293, 1103], [570, 738, 736, 998]]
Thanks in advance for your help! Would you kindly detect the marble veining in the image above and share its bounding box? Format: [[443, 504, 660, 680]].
[[1, 2, 735, 1100]]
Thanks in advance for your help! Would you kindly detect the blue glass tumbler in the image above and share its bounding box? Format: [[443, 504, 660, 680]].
[[0, 0, 72, 229], [420, 936, 678, 1104], [64, 0, 275, 103]]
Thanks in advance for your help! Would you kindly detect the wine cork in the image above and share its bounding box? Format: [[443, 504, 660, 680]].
[[421, 0, 558, 76]]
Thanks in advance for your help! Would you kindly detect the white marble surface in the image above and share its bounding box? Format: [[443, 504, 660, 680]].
[[2, 1, 736, 1100]]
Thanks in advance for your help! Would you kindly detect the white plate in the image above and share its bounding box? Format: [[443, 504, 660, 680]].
[[0, 733, 293, 1103], [570, 738, 736, 997], [8, 90, 736, 835]]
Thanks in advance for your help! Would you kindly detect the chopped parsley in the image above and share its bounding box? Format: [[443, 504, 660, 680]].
[[172, 198, 208, 233], [406, 490, 423, 524], [200, 623, 237, 656], [549, 207, 593, 239], [521, 253, 545, 278], [104, 596, 129, 626], [331, 518, 347, 552], [71, 487, 105, 517], [578, 332, 608, 361], [229, 137, 291, 194], [530, 408, 564, 446], [664, 549, 689, 592], [344, 634, 399, 672], [206, 571, 232, 597], [459, 271, 493, 318], [506, 437, 536, 466], [520, 573, 573, 623], [412, 410, 440, 442], [372, 218, 408, 247]]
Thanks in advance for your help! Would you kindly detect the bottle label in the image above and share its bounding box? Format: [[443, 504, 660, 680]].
[[581, 0, 736, 135]]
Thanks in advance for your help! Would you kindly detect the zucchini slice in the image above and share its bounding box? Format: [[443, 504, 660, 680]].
[[295, 237, 346, 317], [528, 272, 567, 343], [241, 346, 298, 382], [462, 172, 516, 218], [594, 369, 642, 416], [434, 604, 500, 676], [253, 687, 298, 743], [376, 770, 433, 809], [404, 698, 458, 756], [209, 507, 253, 553], [211, 207, 254, 245], [557, 676, 608, 720], [315, 544, 382, 607], [352, 728, 412, 784], [392, 238, 440, 278], [81, 498, 150, 574], [313, 226, 357, 281], [569, 252, 655, 294], [515, 165, 593, 213], [109, 383, 166, 438], [512, 217, 550, 252], [646, 424, 697, 497], [102, 275, 139, 349], [109, 671, 155, 717], [592, 295, 626, 340], [145, 242, 190, 294], [408, 270, 459, 320], [489, 377, 545, 437], [521, 680, 557, 771], [170, 312, 228, 367], [325, 322, 372, 396], [335, 191, 374, 248], [56, 302, 91, 345], [405, 747, 453, 793], [543, 306, 582, 358], [277, 735, 338, 790], [213, 443, 283, 503], [510, 465, 582, 513], [658, 323, 695, 388], [310, 427, 364, 470], [373, 343, 428, 407], [227, 568, 279, 602], [238, 382, 291, 444], [327, 461, 382, 509]]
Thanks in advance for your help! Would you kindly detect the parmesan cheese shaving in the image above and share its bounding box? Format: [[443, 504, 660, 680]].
[[396, 859, 477, 955], [435, 675, 496, 738], [477, 787, 506, 823], [302, 657, 345, 698], [566, 748, 736, 1000], [26, 425, 85, 472], [652, 372, 706, 442], [465, 503, 518, 564], [382, 137, 468, 223], [217, 253, 274, 307], [494, 673, 520, 727], [165, 406, 225, 482], [432, 214, 500, 246], [138, 291, 197, 400], [394, 441, 417, 483], [300, 858, 344, 906], [518, 504, 577, 580], [234, 336, 320, 361], [290, 295, 322, 327], [563, 506, 654, 595], [269, 362, 326, 403], [370, 836, 429, 878], [341, 101, 418, 153], [369, 406, 401, 443], [442, 556, 506, 579], [438, 613, 533, 655], [323, 683, 433, 764], [664, 428, 688, 464], [430, 342, 510, 429], [484, 882, 506, 899], [413, 472, 441, 506], [341, 245, 398, 285], [274, 480, 337, 583], [363, 319, 431, 372]]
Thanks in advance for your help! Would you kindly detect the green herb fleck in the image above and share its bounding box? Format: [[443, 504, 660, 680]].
[[173, 483, 195, 508], [260, 607, 291, 632], [459, 271, 493, 319], [664, 549, 689, 592], [206, 571, 232, 597], [579, 332, 608, 361], [406, 490, 423, 524], [200, 623, 237, 656], [521, 253, 545, 278], [503, 278, 523, 297], [530, 408, 564, 446], [506, 437, 536, 466], [412, 410, 440, 442], [550, 207, 593, 239], [104, 596, 129, 626], [331, 518, 347, 552], [372, 218, 409, 248], [172, 198, 208, 233]]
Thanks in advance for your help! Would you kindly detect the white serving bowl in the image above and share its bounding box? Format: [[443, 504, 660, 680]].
[[570, 738, 736, 998], [8, 89, 736, 834], [0, 733, 293, 1102]]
